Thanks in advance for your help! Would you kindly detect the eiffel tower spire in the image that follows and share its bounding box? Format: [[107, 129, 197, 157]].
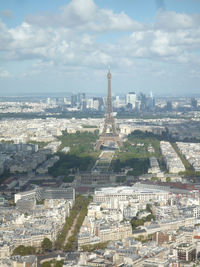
[[107, 69, 112, 116], [96, 70, 122, 150]]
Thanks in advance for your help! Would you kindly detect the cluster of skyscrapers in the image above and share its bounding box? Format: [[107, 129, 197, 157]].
[[46, 91, 156, 112]]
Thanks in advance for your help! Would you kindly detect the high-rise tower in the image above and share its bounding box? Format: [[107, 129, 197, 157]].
[[96, 70, 122, 150]]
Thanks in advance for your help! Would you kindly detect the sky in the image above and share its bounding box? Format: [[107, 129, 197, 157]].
[[0, 0, 200, 96]]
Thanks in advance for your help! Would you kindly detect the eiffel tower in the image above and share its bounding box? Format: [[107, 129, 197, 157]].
[[96, 70, 122, 150]]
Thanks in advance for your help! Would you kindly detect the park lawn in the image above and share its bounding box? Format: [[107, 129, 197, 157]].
[[110, 130, 162, 175], [49, 131, 100, 177], [57, 130, 99, 154]]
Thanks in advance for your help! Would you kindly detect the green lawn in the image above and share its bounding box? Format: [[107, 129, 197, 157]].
[[49, 131, 100, 177], [58, 130, 99, 156], [110, 130, 163, 175]]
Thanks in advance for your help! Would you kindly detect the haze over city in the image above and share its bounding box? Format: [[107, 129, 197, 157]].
[[0, 0, 200, 96]]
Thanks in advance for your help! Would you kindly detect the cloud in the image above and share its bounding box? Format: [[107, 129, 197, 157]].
[[9, 22, 52, 51], [1, 9, 14, 19], [190, 69, 200, 78], [155, 10, 200, 30], [151, 31, 179, 57], [61, 0, 97, 26], [26, 0, 144, 32], [0, 0, 200, 84], [0, 19, 13, 50], [93, 9, 143, 32], [0, 68, 11, 78]]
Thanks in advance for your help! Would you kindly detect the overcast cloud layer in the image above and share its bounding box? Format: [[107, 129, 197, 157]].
[[0, 0, 200, 96]]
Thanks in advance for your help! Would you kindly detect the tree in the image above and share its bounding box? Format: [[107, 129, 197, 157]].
[[64, 241, 74, 252], [41, 238, 52, 252], [41, 262, 51, 267], [12, 245, 36, 256], [63, 176, 74, 183], [55, 261, 64, 267], [151, 176, 159, 181], [116, 176, 126, 183], [166, 177, 171, 182], [146, 204, 152, 213], [81, 242, 109, 252]]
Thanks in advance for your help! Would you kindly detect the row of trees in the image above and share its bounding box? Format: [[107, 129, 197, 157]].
[[55, 195, 91, 250], [179, 170, 200, 178], [42, 259, 64, 267], [12, 245, 36, 256], [55, 195, 84, 249], [64, 196, 91, 252], [81, 241, 109, 252], [111, 157, 149, 176], [151, 176, 171, 182], [171, 142, 192, 171], [12, 237, 53, 256], [128, 129, 178, 143], [48, 153, 96, 177], [171, 142, 200, 178], [130, 129, 200, 146], [134, 234, 153, 243]]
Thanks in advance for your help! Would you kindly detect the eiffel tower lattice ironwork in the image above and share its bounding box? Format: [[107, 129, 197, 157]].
[[96, 70, 122, 150]]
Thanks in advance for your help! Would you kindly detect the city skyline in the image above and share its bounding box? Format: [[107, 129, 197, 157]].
[[0, 0, 200, 96]]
